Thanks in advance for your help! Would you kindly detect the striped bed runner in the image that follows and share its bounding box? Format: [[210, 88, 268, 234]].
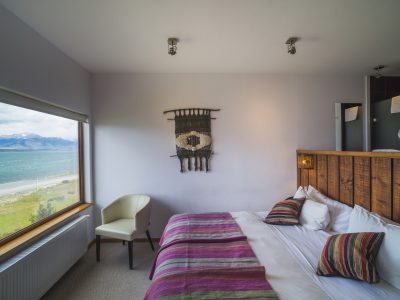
[[146, 213, 278, 299], [146, 267, 278, 300], [150, 212, 247, 279], [152, 240, 260, 280]]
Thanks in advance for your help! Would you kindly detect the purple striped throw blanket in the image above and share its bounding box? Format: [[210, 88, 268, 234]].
[[146, 212, 278, 299], [159, 212, 247, 247]]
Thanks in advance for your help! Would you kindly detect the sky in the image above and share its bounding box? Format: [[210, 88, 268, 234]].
[[0, 102, 78, 141]]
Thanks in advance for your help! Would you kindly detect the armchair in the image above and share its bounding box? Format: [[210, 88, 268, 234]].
[[95, 194, 153, 269]]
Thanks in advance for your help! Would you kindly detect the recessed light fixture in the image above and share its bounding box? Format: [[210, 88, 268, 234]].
[[285, 37, 298, 55], [168, 38, 179, 56], [373, 65, 386, 78]]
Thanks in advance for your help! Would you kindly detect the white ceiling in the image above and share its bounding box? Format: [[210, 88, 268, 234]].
[[1, 0, 400, 75]]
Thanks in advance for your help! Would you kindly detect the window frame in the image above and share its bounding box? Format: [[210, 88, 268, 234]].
[[0, 122, 85, 246]]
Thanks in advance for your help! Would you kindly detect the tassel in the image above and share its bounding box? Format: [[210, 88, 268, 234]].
[[179, 158, 184, 173], [188, 157, 192, 171], [205, 157, 209, 172], [195, 155, 198, 171], [199, 156, 203, 171]]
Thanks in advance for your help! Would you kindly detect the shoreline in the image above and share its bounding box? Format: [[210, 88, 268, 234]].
[[0, 174, 78, 198]]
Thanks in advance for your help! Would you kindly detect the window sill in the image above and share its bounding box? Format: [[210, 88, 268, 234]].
[[0, 203, 92, 257]]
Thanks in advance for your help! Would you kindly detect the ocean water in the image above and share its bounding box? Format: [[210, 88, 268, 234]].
[[0, 150, 78, 184]]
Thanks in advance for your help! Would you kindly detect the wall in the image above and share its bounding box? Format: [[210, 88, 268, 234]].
[[92, 74, 364, 236], [0, 5, 90, 115]]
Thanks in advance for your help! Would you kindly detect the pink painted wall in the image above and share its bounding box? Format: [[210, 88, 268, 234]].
[[91, 74, 364, 236]]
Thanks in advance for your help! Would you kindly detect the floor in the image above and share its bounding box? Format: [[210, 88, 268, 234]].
[[41, 241, 158, 300]]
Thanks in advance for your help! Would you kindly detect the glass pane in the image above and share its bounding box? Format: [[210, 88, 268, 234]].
[[0, 102, 80, 240], [372, 98, 400, 150]]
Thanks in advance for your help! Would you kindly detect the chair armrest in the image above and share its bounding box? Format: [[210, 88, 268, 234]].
[[101, 198, 122, 224]]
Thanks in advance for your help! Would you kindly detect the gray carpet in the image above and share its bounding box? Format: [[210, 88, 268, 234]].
[[41, 241, 158, 300]]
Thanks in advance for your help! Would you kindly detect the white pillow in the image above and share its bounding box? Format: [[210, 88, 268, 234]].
[[347, 205, 400, 289], [306, 185, 352, 232], [293, 186, 307, 199], [293, 186, 330, 230], [370, 212, 400, 226], [299, 200, 330, 230]]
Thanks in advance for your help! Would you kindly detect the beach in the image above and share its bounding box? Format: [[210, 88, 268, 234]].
[[0, 174, 78, 198], [0, 175, 80, 239]]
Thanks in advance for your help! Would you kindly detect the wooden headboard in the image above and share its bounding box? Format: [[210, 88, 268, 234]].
[[297, 150, 400, 223]]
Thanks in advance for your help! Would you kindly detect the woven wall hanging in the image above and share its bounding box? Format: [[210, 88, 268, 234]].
[[164, 108, 220, 172]]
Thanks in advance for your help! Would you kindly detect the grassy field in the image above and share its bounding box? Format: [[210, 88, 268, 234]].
[[0, 179, 79, 240]]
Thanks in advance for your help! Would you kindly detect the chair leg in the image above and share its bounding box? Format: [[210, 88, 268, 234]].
[[128, 241, 133, 270], [96, 235, 101, 262], [146, 230, 155, 251]]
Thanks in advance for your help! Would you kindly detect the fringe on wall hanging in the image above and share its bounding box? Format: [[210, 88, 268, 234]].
[[164, 108, 220, 172]]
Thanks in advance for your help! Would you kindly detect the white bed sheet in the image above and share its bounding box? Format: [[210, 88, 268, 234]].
[[231, 211, 329, 300], [232, 211, 400, 300]]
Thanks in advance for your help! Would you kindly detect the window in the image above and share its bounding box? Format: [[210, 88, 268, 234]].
[[0, 101, 84, 243]]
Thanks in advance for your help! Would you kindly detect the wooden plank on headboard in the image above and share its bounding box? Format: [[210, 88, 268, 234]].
[[354, 157, 371, 211], [393, 159, 400, 222], [300, 169, 309, 187], [327, 156, 339, 200], [339, 156, 354, 206], [297, 167, 301, 188], [308, 155, 317, 187], [317, 155, 327, 194], [371, 157, 392, 219]]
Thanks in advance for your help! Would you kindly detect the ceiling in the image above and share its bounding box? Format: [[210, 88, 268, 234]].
[[1, 0, 400, 75]]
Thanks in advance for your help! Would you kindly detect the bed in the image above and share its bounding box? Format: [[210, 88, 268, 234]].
[[145, 150, 400, 300]]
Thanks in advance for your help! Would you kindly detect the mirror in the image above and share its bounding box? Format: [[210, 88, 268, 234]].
[[371, 97, 400, 151], [370, 76, 400, 151]]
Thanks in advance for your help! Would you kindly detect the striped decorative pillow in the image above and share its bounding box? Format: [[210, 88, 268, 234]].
[[264, 198, 305, 225], [317, 232, 385, 283]]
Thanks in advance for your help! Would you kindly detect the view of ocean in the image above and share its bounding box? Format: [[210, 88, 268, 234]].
[[0, 150, 78, 184]]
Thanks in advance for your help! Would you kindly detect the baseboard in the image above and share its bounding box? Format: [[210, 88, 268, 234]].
[[88, 239, 95, 249], [88, 237, 160, 249]]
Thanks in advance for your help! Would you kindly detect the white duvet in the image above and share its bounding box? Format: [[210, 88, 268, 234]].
[[231, 211, 400, 300]]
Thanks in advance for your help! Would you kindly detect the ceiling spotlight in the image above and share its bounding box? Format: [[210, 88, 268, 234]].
[[373, 65, 386, 78], [168, 38, 179, 56], [285, 37, 298, 55]]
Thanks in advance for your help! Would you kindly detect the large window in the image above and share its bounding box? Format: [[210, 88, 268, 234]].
[[0, 102, 84, 242]]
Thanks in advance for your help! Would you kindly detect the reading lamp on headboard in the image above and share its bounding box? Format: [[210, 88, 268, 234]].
[[298, 154, 314, 169]]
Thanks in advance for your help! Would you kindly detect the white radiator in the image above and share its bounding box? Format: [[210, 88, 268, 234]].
[[0, 215, 89, 300]]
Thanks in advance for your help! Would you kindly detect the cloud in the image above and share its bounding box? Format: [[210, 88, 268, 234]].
[[0, 120, 15, 124], [0, 102, 78, 140]]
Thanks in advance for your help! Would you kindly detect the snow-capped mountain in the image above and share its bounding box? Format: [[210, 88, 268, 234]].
[[0, 133, 77, 150]]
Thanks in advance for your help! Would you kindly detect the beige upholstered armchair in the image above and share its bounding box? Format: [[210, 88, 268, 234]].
[[95, 194, 154, 269]]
